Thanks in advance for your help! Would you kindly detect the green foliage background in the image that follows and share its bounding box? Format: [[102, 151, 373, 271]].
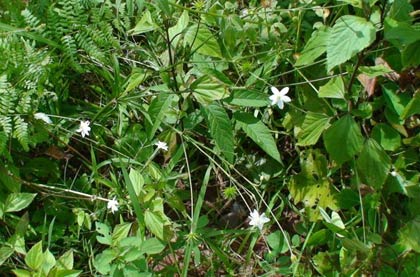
[[0, 0, 419, 275]]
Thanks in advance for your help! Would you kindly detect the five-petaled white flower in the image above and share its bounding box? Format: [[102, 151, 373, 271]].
[[34, 112, 52, 124], [248, 209, 270, 231], [155, 141, 168, 151], [269, 86, 291, 109], [76, 120, 91, 138], [107, 197, 119, 213]]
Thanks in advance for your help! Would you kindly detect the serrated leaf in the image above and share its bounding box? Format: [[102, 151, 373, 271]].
[[384, 18, 420, 48], [372, 123, 401, 151], [327, 15, 376, 71], [95, 222, 112, 245], [225, 90, 269, 107], [402, 41, 420, 68], [297, 113, 331, 146], [234, 112, 281, 163], [5, 193, 37, 213], [185, 24, 222, 58], [323, 115, 364, 164], [140, 238, 166, 255], [25, 241, 43, 270], [144, 210, 165, 240], [401, 91, 420, 119], [318, 76, 346, 99], [357, 139, 391, 189], [202, 103, 234, 163], [296, 28, 328, 66], [191, 75, 228, 104]]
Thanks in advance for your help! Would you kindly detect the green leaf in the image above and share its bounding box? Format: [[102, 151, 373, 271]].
[[130, 10, 158, 34], [140, 238, 166, 255], [25, 241, 44, 270], [389, 0, 413, 22], [323, 115, 364, 164], [357, 139, 391, 189], [296, 28, 328, 66], [318, 76, 346, 99], [56, 250, 74, 270], [112, 223, 132, 246], [371, 123, 401, 151], [147, 94, 174, 140], [359, 65, 395, 77], [124, 68, 149, 93], [225, 90, 269, 107], [144, 210, 165, 240], [202, 103, 235, 163], [384, 18, 420, 48], [198, 68, 233, 85], [0, 246, 14, 266], [191, 75, 229, 104], [168, 10, 189, 47], [402, 40, 420, 68], [11, 269, 31, 277], [129, 169, 144, 197], [185, 24, 222, 58], [42, 249, 56, 275], [234, 112, 281, 163], [297, 113, 331, 146], [338, 0, 362, 8], [401, 91, 420, 119], [266, 231, 288, 254], [327, 15, 376, 71], [5, 193, 37, 213], [96, 222, 112, 245], [93, 249, 116, 275], [398, 216, 420, 252]]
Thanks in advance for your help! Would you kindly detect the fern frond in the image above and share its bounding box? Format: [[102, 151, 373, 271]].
[[0, 116, 13, 136], [13, 116, 29, 151]]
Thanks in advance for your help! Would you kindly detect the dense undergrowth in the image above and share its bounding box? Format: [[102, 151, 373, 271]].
[[0, 0, 419, 275]]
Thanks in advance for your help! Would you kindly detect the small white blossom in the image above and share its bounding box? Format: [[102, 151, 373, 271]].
[[248, 209, 270, 231], [34, 113, 52, 124], [155, 141, 168, 151], [390, 170, 398, 177], [269, 86, 291, 109], [76, 120, 91, 138], [107, 197, 119, 213]]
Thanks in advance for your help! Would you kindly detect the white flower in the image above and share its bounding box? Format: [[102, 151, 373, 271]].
[[248, 209, 270, 231], [107, 197, 119, 213], [269, 86, 291, 109], [155, 141, 168, 151], [76, 120, 91, 138], [34, 112, 52, 124], [390, 170, 398, 177]]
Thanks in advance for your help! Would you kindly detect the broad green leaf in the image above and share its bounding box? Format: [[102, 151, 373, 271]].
[[327, 15, 376, 71], [112, 223, 132, 246], [144, 210, 165, 240], [318, 76, 346, 99], [266, 231, 288, 254], [191, 75, 228, 104], [147, 94, 174, 139], [398, 216, 420, 252], [357, 139, 391, 189], [93, 249, 116, 275], [371, 123, 401, 151], [202, 103, 235, 163], [359, 65, 394, 77], [225, 90, 269, 107], [95, 222, 112, 245], [0, 246, 13, 266], [323, 115, 364, 164], [296, 28, 328, 66], [57, 250, 74, 270], [307, 230, 330, 247], [402, 41, 420, 68], [384, 18, 420, 48], [382, 85, 410, 118], [124, 68, 149, 93], [234, 112, 281, 163], [130, 10, 158, 34], [129, 169, 144, 197], [5, 193, 37, 213], [185, 24, 222, 58], [25, 241, 44, 270], [198, 68, 233, 85], [42, 249, 56, 275], [11, 269, 31, 277], [401, 91, 420, 119], [297, 113, 331, 146], [140, 238, 166, 255], [389, 0, 413, 22], [168, 10, 189, 47]]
